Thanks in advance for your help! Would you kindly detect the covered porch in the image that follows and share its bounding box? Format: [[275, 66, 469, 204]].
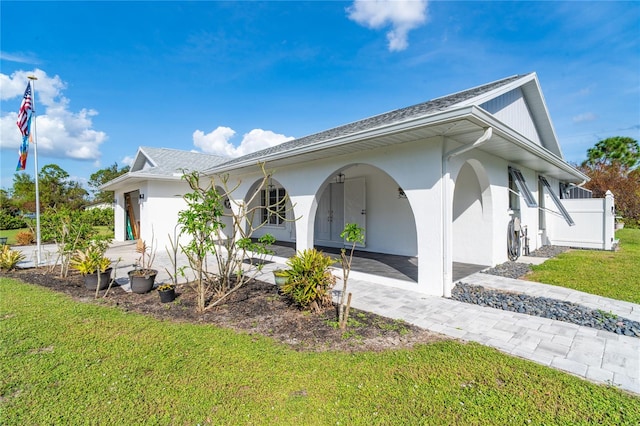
[[265, 241, 487, 284]]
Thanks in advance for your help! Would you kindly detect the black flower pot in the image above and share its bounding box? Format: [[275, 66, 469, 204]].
[[84, 268, 113, 291], [158, 288, 176, 303], [128, 269, 157, 294]]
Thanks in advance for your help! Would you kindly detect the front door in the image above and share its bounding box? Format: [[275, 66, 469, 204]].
[[314, 178, 366, 247], [315, 183, 344, 244]]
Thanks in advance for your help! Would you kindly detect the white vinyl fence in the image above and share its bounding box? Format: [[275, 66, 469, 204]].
[[547, 191, 616, 250]]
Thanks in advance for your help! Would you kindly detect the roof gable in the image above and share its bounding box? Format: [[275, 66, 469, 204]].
[[456, 73, 563, 157], [131, 146, 229, 177]]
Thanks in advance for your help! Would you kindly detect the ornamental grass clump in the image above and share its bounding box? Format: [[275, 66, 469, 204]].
[[281, 248, 336, 313], [0, 245, 25, 271]]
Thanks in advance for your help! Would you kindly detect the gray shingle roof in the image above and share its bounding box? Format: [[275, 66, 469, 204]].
[[213, 74, 526, 169], [135, 146, 228, 176]]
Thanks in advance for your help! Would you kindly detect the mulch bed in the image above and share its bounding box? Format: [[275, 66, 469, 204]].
[[1, 267, 447, 352]]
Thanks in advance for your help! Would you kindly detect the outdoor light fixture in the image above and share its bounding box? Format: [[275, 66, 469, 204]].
[[336, 173, 345, 184], [138, 193, 145, 200]]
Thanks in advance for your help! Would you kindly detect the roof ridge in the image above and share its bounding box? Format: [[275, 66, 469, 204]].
[[140, 146, 229, 159]]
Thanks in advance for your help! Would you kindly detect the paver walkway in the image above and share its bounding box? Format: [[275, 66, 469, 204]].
[[262, 259, 640, 395], [11, 242, 640, 395], [334, 273, 640, 395]]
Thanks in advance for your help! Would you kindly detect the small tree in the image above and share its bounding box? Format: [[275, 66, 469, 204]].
[[178, 172, 224, 312], [338, 223, 365, 329], [178, 164, 294, 313], [38, 207, 97, 277]]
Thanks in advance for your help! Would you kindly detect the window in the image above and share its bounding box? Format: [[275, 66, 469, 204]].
[[261, 187, 286, 225], [539, 176, 575, 226], [508, 167, 538, 208]]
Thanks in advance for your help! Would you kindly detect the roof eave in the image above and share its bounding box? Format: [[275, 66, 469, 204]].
[[470, 107, 588, 182], [100, 172, 182, 191], [205, 105, 481, 175]]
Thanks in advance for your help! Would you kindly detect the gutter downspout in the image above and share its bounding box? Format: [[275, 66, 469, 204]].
[[441, 127, 493, 297]]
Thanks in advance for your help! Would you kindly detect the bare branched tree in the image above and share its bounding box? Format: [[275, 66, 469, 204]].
[[179, 163, 296, 312]]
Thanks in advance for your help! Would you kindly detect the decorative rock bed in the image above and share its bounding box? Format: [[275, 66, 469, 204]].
[[470, 245, 640, 337], [528, 245, 571, 258], [481, 261, 532, 279], [480, 245, 572, 280], [451, 282, 640, 338]]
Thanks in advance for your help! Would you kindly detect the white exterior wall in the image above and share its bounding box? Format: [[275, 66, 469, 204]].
[[448, 149, 518, 268], [112, 180, 190, 250], [114, 194, 127, 242], [517, 166, 542, 254], [227, 136, 445, 295], [142, 181, 191, 250]]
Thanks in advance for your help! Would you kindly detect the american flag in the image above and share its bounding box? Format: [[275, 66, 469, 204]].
[[16, 83, 32, 137]]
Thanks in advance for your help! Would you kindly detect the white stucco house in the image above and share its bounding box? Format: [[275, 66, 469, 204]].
[[102, 72, 615, 297]]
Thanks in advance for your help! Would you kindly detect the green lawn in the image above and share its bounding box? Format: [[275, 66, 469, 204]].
[[528, 228, 640, 304], [0, 228, 23, 246], [1, 279, 638, 424]]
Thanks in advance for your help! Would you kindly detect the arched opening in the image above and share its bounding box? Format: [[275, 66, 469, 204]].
[[245, 177, 295, 242], [310, 164, 418, 282], [452, 160, 493, 266]]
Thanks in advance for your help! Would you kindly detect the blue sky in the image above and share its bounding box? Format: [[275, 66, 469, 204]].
[[1, 1, 638, 192]]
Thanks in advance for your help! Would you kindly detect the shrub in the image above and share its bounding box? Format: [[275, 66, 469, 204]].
[[0, 210, 26, 230], [15, 231, 34, 246], [281, 249, 337, 312], [69, 240, 112, 275], [82, 207, 114, 227], [0, 245, 26, 270]]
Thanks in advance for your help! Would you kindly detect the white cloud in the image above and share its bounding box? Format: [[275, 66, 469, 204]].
[[193, 126, 294, 158], [0, 51, 39, 64], [121, 155, 135, 167], [0, 69, 107, 161], [572, 112, 597, 123], [347, 0, 429, 52]]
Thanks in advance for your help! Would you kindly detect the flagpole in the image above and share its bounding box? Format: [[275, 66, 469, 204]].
[[28, 75, 42, 265]]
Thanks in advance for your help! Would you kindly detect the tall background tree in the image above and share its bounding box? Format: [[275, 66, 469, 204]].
[[1, 163, 122, 232], [579, 136, 640, 227], [38, 164, 88, 210], [8, 173, 36, 213], [88, 162, 129, 204]]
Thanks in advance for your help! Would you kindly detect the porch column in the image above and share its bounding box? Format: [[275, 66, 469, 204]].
[[441, 169, 454, 297], [410, 187, 445, 296], [291, 194, 315, 252]]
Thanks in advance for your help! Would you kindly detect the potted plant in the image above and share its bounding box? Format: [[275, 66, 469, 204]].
[[157, 284, 176, 303], [273, 268, 288, 288], [128, 238, 157, 294], [69, 240, 113, 294]]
